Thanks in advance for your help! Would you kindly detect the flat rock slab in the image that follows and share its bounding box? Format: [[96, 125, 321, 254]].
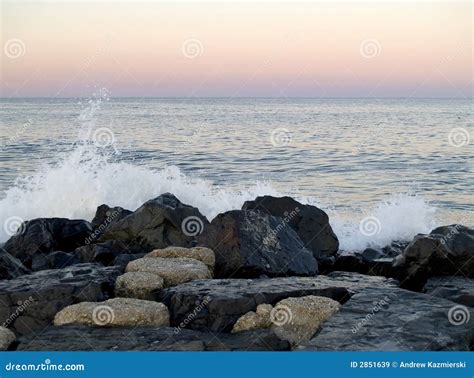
[[424, 277, 474, 308], [16, 325, 290, 351], [0, 264, 121, 335], [157, 272, 398, 333], [298, 287, 474, 351]]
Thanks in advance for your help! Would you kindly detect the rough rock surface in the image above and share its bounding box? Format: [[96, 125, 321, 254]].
[[0, 263, 121, 335], [393, 225, 474, 290], [146, 246, 215, 272], [299, 287, 474, 351], [0, 250, 29, 280], [329, 252, 395, 278], [198, 210, 317, 278], [74, 240, 138, 266], [231, 304, 273, 333], [242, 196, 339, 262], [270, 295, 340, 345], [31, 251, 81, 271], [126, 257, 211, 287], [54, 298, 170, 327], [157, 272, 397, 333], [423, 277, 474, 307], [16, 325, 290, 351], [0, 326, 16, 350], [91, 204, 132, 239], [99, 193, 209, 251], [2, 218, 93, 269], [115, 272, 164, 300]]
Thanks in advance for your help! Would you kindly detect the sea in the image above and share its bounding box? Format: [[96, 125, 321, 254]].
[[0, 95, 472, 250]]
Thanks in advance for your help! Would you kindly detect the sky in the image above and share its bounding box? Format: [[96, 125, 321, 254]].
[[1, 0, 472, 98]]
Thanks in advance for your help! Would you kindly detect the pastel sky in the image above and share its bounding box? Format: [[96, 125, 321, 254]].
[[1, 1, 472, 98]]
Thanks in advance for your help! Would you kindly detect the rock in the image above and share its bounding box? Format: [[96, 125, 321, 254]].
[[270, 295, 340, 346], [0, 249, 29, 280], [74, 240, 138, 266], [99, 193, 209, 251], [126, 257, 211, 287], [330, 252, 396, 278], [382, 241, 409, 257], [298, 287, 474, 351], [89, 204, 132, 241], [157, 272, 397, 333], [424, 277, 474, 308], [2, 218, 93, 269], [31, 251, 81, 271], [231, 304, 273, 333], [198, 210, 317, 278], [0, 326, 16, 350], [242, 196, 339, 262], [0, 263, 121, 335], [16, 325, 290, 351], [115, 272, 164, 300], [146, 246, 215, 272], [360, 248, 386, 261], [54, 298, 170, 328], [393, 225, 474, 290]]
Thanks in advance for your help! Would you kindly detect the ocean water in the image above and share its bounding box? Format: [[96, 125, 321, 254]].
[[0, 96, 472, 250]]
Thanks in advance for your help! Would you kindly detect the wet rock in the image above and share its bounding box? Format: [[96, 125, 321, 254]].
[[115, 272, 164, 300], [0, 249, 29, 280], [270, 296, 340, 346], [0, 263, 121, 335], [54, 298, 170, 327], [298, 287, 474, 351], [146, 246, 215, 272], [90, 204, 132, 241], [16, 325, 290, 351], [393, 225, 474, 290], [99, 193, 209, 251], [74, 240, 137, 266], [126, 257, 211, 287], [231, 304, 273, 333], [0, 327, 16, 350], [2, 218, 93, 269], [242, 196, 339, 262], [157, 272, 397, 333], [31, 251, 81, 271], [198, 210, 317, 278], [423, 277, 474, 308]]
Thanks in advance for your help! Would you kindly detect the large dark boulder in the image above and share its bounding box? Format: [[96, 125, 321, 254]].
[[31, 251, 81, 271], [99, 193, 209, 252], [0, 249, 29, 280], [2, 218, 93, 269], [198, 210, 317, 278], [393, 225, 474, 290], [16, 325, 290, 351], [242, 196, 339, 262], [89, 204, 132, 242], [157, 272, 397, 333], [0, 263, 121, 335], [424, 277, 474, 308], [298, 287, 474, 351], [74, 240, 139, 266]]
